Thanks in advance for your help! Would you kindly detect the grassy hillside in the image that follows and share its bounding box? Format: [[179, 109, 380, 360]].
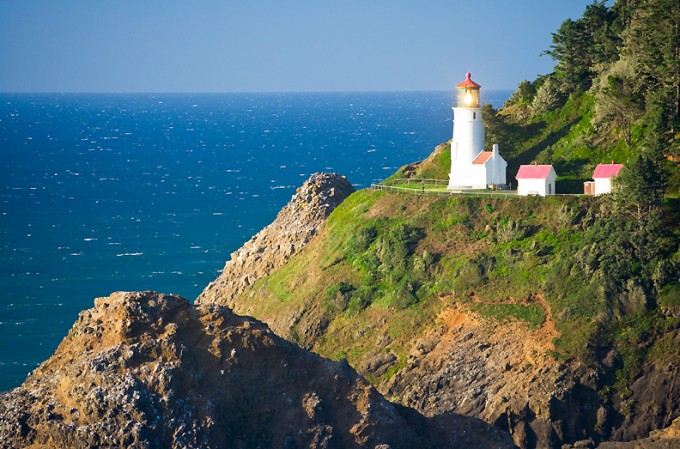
[[385, 142, 451, 182], [233, 180, 680, 394], [215, 2, 680, 444]]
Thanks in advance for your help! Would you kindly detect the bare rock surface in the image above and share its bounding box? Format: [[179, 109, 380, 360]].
[[381, 304, 679, 449], [384, 305, 589, 449], [197, 173, 354, 307], [0, 291, 516, 449], [593, 417, 680, 449]]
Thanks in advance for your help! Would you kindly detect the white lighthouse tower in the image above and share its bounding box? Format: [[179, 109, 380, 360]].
[[448, 72, 507, 189]]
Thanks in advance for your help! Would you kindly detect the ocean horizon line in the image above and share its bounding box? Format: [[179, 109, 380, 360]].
[[0, 89, 513, 96]]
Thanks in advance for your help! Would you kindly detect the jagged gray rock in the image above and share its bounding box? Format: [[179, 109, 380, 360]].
[[0, 291, 517, 449], [197, 173, 355, 307]]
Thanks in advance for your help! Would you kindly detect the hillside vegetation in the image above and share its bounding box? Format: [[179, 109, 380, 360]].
[[238, 177, 679, 377], [501, 0, 679, 194], [221, 168, 679, 446]]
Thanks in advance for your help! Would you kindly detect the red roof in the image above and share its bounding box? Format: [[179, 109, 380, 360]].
[[593, 163, 624, 179], [456, 72, 481, 89], [516, 165, 554, 179], [472, 151, 492, 165]]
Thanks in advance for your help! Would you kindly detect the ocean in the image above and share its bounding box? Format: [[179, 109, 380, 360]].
[[0, 90, 511, 391]]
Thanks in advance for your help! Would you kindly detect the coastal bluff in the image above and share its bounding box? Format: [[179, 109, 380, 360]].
[[0, 291, 515, 449], [193, 169, 680, 449], [197, 172, 355, 308]]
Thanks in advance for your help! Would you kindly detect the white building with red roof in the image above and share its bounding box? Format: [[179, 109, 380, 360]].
[[448, 72, 507, 189], [592, 162, 624, 195], [515, 164, 557, 196]]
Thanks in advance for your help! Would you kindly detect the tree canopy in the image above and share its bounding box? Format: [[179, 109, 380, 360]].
[[502, 0, 679, 194]]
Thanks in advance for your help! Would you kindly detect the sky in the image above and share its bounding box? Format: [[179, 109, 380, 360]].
[[0, 0, 602, 93]]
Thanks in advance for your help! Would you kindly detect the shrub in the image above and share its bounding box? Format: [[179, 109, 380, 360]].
[[348, 224, 378, 254], [660, 283, 680, 308], [326, 282, 356, 313], [532, 77, 565, 114]]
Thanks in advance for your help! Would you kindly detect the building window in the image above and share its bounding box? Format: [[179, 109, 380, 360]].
[[473, 112, 476, 119]]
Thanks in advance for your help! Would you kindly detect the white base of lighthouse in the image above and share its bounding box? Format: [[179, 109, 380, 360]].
[[448, 165, 488, 189], [448, 144, 508, 190]]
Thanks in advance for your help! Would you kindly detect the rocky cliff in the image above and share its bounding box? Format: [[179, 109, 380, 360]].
[[0, 291, 515, 449], [195, 173, 679, 449], [197, 173, 355, 308], [384, 303, 680, 449], [595, 417, 680, 449]]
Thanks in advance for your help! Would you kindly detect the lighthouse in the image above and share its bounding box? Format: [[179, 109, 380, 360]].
[[448, 72, 507, 190]]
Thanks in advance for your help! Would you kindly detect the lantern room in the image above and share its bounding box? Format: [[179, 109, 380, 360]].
[[455, 72, 481, 108]]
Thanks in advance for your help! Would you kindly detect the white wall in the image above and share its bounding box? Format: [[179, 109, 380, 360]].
[[487, 147, 507, 186], [594, 178, 613, 195], [449, 163, 486, 189], [517, 177, 556, 196], [451, 107, 484, 166]]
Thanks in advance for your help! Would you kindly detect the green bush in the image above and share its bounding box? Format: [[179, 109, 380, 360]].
[[326, 282, 356, 313], [660, 283, 680, 308], [348, 224, 378, 254]]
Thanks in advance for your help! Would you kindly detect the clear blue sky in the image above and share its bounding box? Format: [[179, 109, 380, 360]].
[[0, 0, 600, 93]]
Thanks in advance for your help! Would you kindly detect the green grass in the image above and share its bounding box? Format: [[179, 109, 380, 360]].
[[469, 303, 546, 330], [231, 171, 680, 407], [386, 142, 451, 182]]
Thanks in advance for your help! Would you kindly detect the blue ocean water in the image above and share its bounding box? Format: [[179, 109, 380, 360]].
[[0, 91, 510, 391]]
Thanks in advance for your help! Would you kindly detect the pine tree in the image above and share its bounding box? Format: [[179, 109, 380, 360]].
[[613, 150, 668, 225], [545, 1, 619, 92], [620, 0, 680, 134]]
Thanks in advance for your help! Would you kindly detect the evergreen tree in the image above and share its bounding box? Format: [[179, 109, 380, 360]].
[[620, 0, 680, 134], [613, 150, 668, 225], [593, 56, 644, 146], [545, 1, 619, 92]]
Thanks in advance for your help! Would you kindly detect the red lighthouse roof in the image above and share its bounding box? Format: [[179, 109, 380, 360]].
[[456, 72, 481, 89]]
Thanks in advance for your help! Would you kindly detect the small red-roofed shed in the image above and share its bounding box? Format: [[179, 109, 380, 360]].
[[592, 162, 624, 195], [516, 164, 557, 196]]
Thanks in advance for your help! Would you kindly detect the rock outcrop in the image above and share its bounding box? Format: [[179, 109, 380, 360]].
[[197, 173, 354, 307], [0, 291, 516, 449], [384, 305, 576, 449], [594, 417, 680, 448], [378, 303, 663, 449]]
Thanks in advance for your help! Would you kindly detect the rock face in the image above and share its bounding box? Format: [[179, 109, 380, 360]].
[[385, 306, 578, 449], [197, 173, 355, 307], [0, 291, 516, 449], [594, 417, 680, 449], [379, 304, 678, 449]]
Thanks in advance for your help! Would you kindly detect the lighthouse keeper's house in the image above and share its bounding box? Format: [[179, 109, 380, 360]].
[[516, 164, 557, 196], [592, 162, 624, 195]]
